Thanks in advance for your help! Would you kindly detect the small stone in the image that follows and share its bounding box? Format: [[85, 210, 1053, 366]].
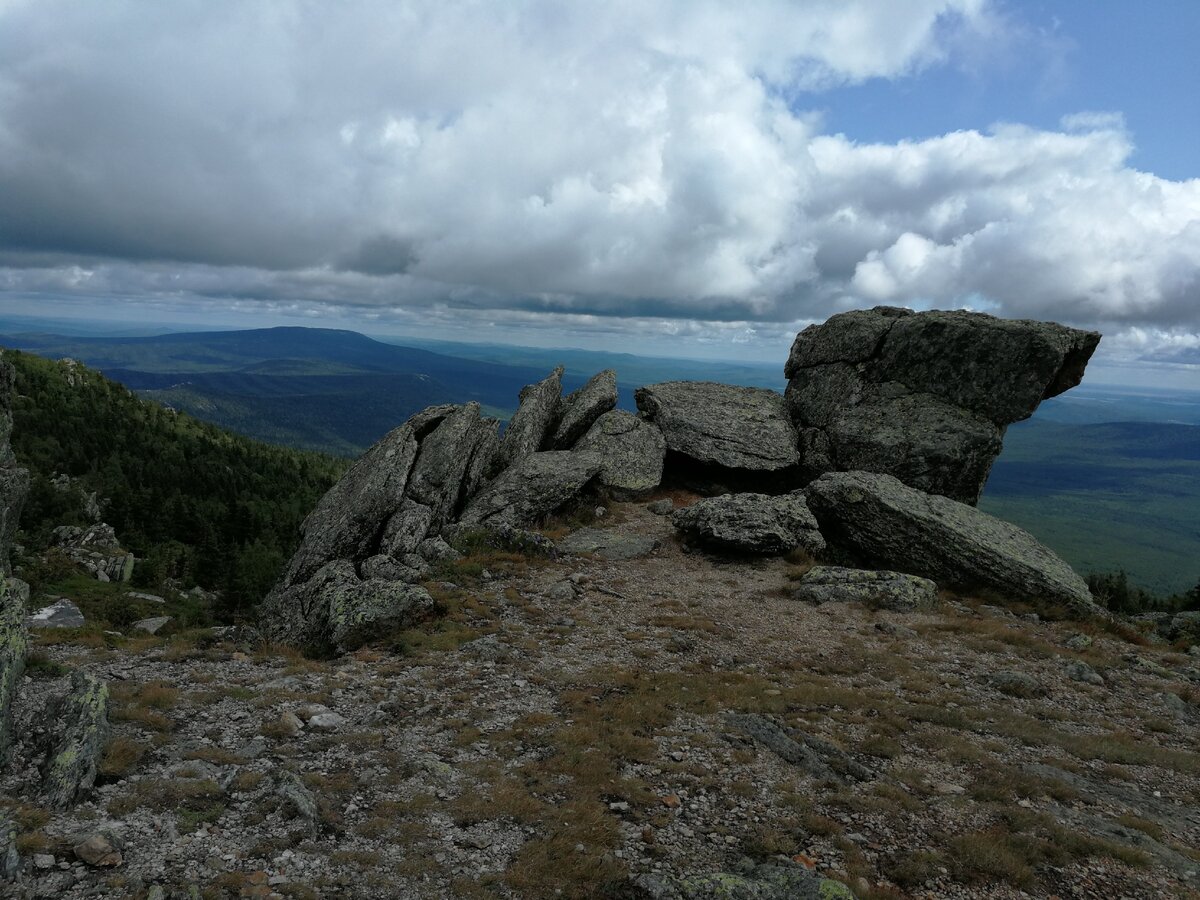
[[647, 499, 674, 516], [608, 801, 630, 813], [34, 853, 55, 870], [307, 712, 345, 732], [933, 782, 965, 795], [276, 711, 303, 737], [131, 616, 171, 635], [661, 795, 681, 809], [73, 833, 123, 867]]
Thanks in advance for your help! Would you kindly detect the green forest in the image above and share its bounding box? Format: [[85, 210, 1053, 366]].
[[6, 351, 344, 615]]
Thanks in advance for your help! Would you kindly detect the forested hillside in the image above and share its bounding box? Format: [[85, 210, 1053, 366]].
[[5, 350, 344, 612]]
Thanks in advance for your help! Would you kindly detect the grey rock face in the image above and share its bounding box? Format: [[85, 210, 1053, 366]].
[[785, 307, 1100, 503], [0, 579, 27, 768], [805, 471, 1098, 616], [41, 670, 110, 809], [573, 410, 666, 499], [460, 451, 602, 527], [380, 499, 434, 557], [670, 492, 825, 556], [550, 369, 617, 449], [259, 560, 359, 653], [556, 528, 659, 560], [790, 566, 938, 612], [635, 381, 801, 491], [405, 403, 497, 531], [328, 579, 434, 653], [495, 367, 564, 471], [282, 423, 419, 587]]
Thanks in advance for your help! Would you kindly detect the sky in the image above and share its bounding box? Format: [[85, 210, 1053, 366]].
[[0, 0, 1197, 386]]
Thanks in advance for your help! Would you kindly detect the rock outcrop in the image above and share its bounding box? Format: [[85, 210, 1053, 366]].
[[41, 670, 109, 809], [550, 369, 617, 449], [51, 524, 135, 583], [671, 492, 825, 557], [785, 307, 1100, 503], [573, 410, 665, 499], [635, 382, 801, 491], [804, 471, 1098, 616], [790, 566, 938, 612], [494, 367, 564, 471]]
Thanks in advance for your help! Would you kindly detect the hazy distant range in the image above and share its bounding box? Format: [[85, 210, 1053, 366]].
[[2, 324, 1197, 595]]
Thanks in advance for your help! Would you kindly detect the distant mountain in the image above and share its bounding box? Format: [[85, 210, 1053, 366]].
[[2, 327, 567, 454]]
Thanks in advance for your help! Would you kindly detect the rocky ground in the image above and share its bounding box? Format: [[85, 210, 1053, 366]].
[[4, 499, 1200, 899]]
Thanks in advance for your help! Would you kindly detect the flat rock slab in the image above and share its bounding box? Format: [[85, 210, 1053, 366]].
[[790, 565, 938, 612], [671, 492, 825, 556], [556, 528, 659, 561], [805, 470, 1098, 616], [635, 381, 801, 485], [27, 598, 85, 629]]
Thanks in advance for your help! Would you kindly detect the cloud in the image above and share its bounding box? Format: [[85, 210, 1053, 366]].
[[0, 0, 1196, 369]]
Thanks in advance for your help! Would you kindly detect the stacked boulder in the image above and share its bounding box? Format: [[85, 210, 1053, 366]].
[[262, 369, 668, 654], [784, 307, 1100, 505]]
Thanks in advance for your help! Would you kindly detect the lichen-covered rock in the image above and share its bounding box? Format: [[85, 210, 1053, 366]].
[[671, 492, 825, 556], [41, 670, 110, 809], [556, 528, 659, 560], [441, 522, 559, 558], [329, 579, 434, 653], [48, 523, 134, 583], [494, 367, 564, 471], [280, 423, 419, 587], [804, 471, 1098, 616], [0, 809, 17, 881], [789, 566, 938, 612], [785, 307, 1100, 504], [380, 499, 435, 558], [573, 410, 665, 499], [460, 451, 602, 527], [259, 560, 360, 653], [405, 403, 498, 531], [358, 554, 424, 583], [634, 861, 856, 899], [0, 579, 27, 768], [635, 382, 801, 492], [550, 369, 617, 449]]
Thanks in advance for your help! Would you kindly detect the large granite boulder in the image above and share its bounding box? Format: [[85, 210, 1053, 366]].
[[635, 382, 801, 492], [328, 579, 434, 653], [403, 403, 498, 532], [671, 492, 825, 557], [494, 367, 564, 471], [573, 410, 665, 499], [261, 560, 360, 652], [804, 471, 1098, 616], [785, 307, 1100, 504], [550, 369, 617, 449], [460, 451, 603, 527], [280, 421, 420, 587]]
